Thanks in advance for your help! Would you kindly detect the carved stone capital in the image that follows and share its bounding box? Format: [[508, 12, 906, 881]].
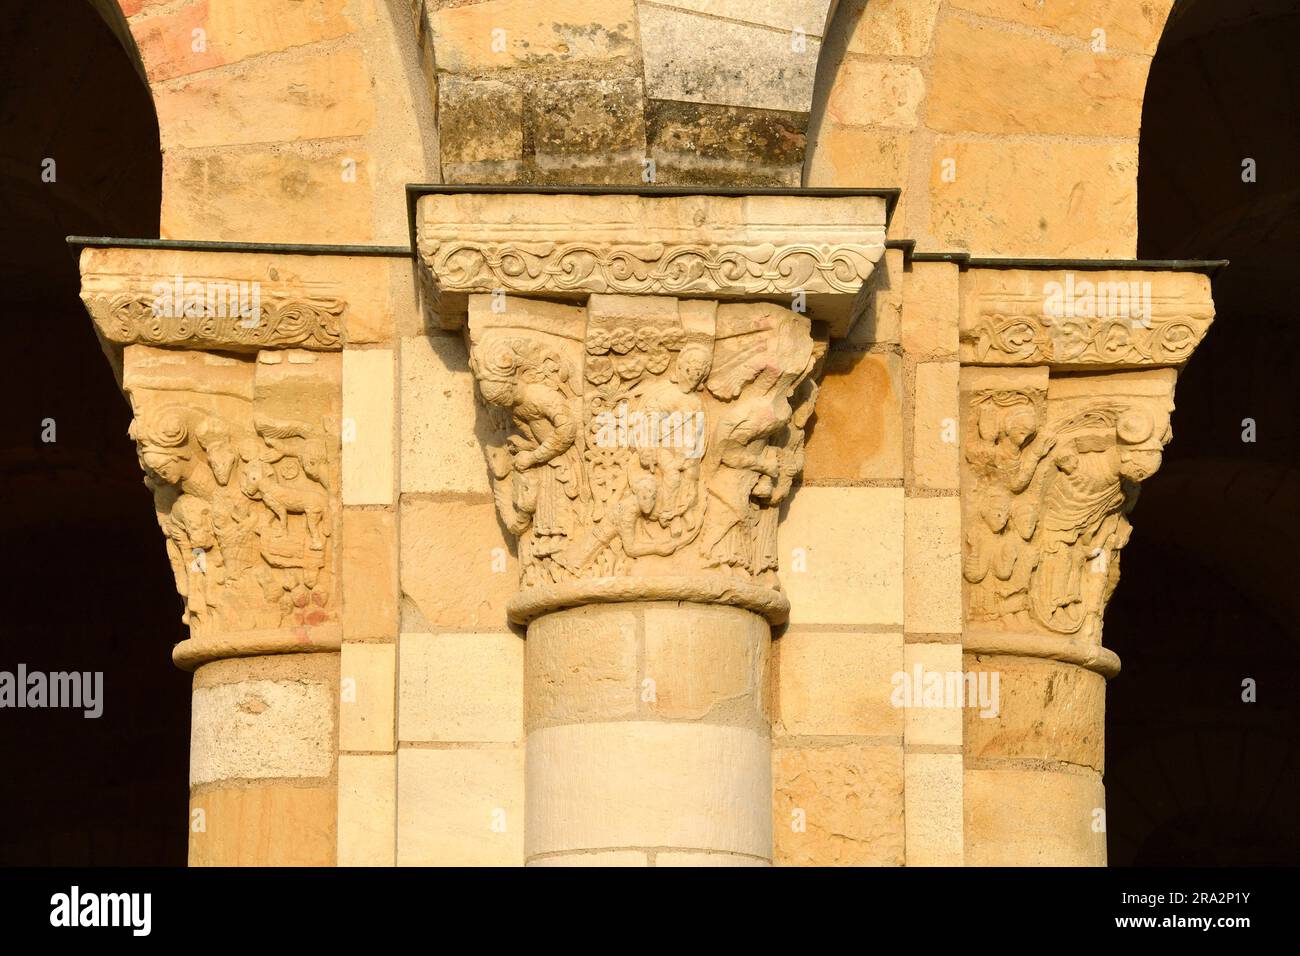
[[415, 190, 889, 337], [81, 273, 345, 353], [469, 293, 824, 625], [959, 268, 1214, 368], [123, 346, 343, 669]]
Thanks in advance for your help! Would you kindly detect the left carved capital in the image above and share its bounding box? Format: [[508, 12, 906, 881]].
[[123, 346, 342, 668]]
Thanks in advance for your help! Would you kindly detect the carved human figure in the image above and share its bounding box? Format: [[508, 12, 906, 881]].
[[472, 338, 583, 582], [628, 342, 711, 538]]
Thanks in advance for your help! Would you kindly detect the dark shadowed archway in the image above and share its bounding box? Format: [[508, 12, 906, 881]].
[[1105, 0, 1300, 865], [0, 0, 187, 864]]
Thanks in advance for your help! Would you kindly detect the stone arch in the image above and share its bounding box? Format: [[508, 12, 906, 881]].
[[108, 0, 439, 243], [805, 0, 1177, 256], [418, 0, 841, 186]]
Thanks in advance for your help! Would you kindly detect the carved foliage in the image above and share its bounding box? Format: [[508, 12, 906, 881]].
[[468, 295, 823, 595], [83, 276, 344, 351]]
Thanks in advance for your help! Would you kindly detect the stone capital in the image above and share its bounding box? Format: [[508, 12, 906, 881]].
[[416, 189, 890, 626], [958, 266, 1216, 675]]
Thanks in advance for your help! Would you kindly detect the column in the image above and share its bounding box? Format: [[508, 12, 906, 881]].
[[956, 266, 1215, 865], [417, 188, 890, 865]]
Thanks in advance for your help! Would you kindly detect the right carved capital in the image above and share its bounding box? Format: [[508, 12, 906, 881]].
[[959, 268, 1216, 675]]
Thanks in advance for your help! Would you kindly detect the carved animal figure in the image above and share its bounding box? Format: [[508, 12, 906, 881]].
[[238, 458, 329, 550]]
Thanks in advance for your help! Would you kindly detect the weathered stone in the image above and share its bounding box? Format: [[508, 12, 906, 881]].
[[400, 334, 490, 495], [438, 77, 524, 165], [525, 605, 639, 729], [773, 745, 905, 865], [904, 495, 962, 633], [338, 753, 396, 866], [339, 642, 395, 752], [965, 767, 1107, 866], [803, 351, 904, 482], [341, 509, 398, 640], [399, 632, 524, 743], [396, 747, 525, 866], [775, 631, 903, 737]]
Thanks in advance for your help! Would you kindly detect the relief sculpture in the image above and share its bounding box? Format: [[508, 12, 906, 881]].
[[964, 374, 1174, 642], [468, 294, 823, 605]]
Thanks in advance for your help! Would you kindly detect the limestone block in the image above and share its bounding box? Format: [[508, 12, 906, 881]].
[[526, 722, 772, 858], [132, 0, 358, 83], [154, 45, 374, 151], [773, 744, 905, 865], [929, 138, 1138, 257], [399, 632, 524, 743], [642, 604, 768, 723], [638, 4, 821, 112], [803, 351, 904, 482], [190, 666, 335, 786], [779, 487, 904, 626], [929, 16, 1148, 137], [825, 59, 926, 128], [947, 0, 1174, 55], [189, 782, 335, 867], [645, 100, 806, 185], [397, 748, 525, 866], [525, 605, 639, 730], [438, 77, 524, 165], [963, 655, 1106, 771], [904, 496, 962, 632], [431, 0, 639, 74], [398, 496, 515, 629], [903, 642, 963, 747], [844, 0, 942, 56], [904, 752, 963, 866], [533, 77, 647, 160], [341, 508, 397, 640], [647, 0, 833, 35], [774, 631, 903, 737], [805, 124, 910, 192], [338, 753, 396, 866], [400, 334, 490, 495], [912, 361, 961, 490], [162, 145, 375, 243], [902, 261, 960, 359], [965, 767, 1107, 866], [342, 349, 394, 505], [339, 643, 395, 753]]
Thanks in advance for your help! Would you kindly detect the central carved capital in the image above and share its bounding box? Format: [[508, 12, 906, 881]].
[[471, 294, 823, 624], [415, 188, 889, 624]]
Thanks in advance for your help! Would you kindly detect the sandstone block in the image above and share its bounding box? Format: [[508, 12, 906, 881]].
[[399, 632, 524, 743], [397, 747, 525, 866], [773, 744, 904, 865], [525, 605, 639, 729], [904, 495, 962, 632], [398, 496, 515, 629], [905, 752, 963, 866], [338, 753, 396, 866], [779, 486, 904, 626], [775, 631, 903, 737], [965, 767, 1107, 866], [339, 643, 395, 752], [400, 334, 490, 495], [341, 508, 397, 640], [642, 604, 768, 723], [342, 349, 394, 505], [803, 351, 904, 482]]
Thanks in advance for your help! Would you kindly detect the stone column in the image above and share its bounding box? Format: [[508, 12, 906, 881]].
[[956, 267, 1215, 865], [416, 189, 889, 865], [77, 245, 387, 865]]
